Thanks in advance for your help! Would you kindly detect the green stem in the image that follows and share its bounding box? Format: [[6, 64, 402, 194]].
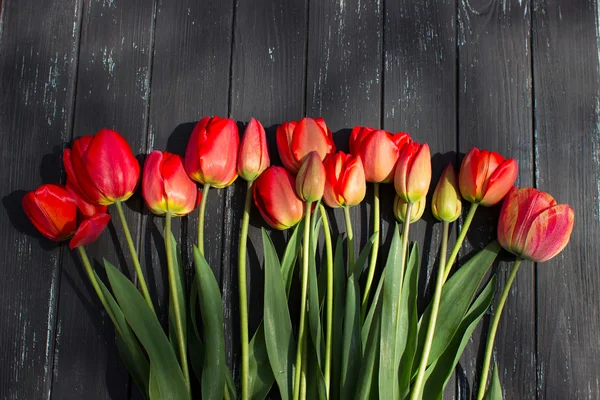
[[198, 183, 211, 255], [410, 221, 449, 400], [76, 246, 122, 337], [319, 204, 334, 396], [476, 258, 522, 400], [165, 212, 190, 393], [114, 201, 154, 314], [293, 202, 312, 400], [239, 181, 253, 400], [443, 202, 479, 283], [361, 183, 380, 314], [343, 206, 355, 267]]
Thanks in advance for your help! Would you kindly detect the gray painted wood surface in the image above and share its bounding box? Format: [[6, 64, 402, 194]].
[[0, 0, 598, 398]]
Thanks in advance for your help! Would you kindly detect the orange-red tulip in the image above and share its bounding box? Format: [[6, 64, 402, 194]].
[[23, 184, 77, 241], [185, 116, 239, 188], [323, 151, 366, 208], [276, 117, 335, 174], [394, 142, 431, 203], [349, 126, 411, 183], [63, 129, 140, 206], [143, 150, 199, 216], [295, 151, 325, 202], [23, 184, 110, 248], [238, 117, 270, 181], [497, 187, 574, 262], [431, 164, 462, 222], [253, 166, 305, 230], [458, 148, 518, 207]]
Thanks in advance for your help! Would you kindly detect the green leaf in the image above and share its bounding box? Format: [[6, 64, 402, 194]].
[[340, 276, 361, 398], [305, 333, 328, 400], [262, 229, 295, 400], [168, 232, 187, 364], [354, 288, 382, 399], [398, 243, 421, 398], [192, 247, 226, 400], [308, 216, 324, 367], [349, 232, 377, 278], [103, 260, 189, 400], [379, 226, 403, 400], [247, 324, 274, 400], [361, 268, 384, 351], [414, 241, 501, 371], [188, 276, 204, 384], [330, 237, 346, 400], [282, 220, 304, 295], [95, 273, 150, 399], [483, 363, 503, 400], [422, 276, 497, 400]]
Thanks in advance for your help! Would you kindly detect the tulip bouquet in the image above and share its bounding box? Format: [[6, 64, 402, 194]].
[[21, 117, 574, 400]]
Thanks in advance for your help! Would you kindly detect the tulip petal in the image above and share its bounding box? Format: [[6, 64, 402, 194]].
[[276, 122, 300, 173], [459, 148, 480, 202], [479, 158, 518, 206], [70, 213, 111, 249], [253, 166, 304, 230], [238, 118, 270, 181], [162, 152, 198, 216], [522, 204, 574, 262], [338, 155, 366, 206], [291, 118, 335, 165], [143, 151, 168, 215], [360, 129, 399, 183], [405, 143, 431, 202], [510, 188, 557, 253], [66, 180, 108, 218]]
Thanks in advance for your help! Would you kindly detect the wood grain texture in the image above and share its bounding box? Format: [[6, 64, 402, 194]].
[[228, 0, 308, 379], [457, 0, 534, 398], [533, 0, 600, 398], [49, 1, 156, 399], [0, 0, 80, 398], [384, 1, 457, 395]]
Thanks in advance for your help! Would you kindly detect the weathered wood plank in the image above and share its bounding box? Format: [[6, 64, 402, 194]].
[[227, 0, 308, 380], [49, 0, 156, 398], [140, 0, 233, 394], [0, 0, 80, 398], [457, 0, 534, 398], [533, 0, 600, 398]]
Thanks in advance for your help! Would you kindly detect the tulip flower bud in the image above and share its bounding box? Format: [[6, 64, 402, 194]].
[[69, 213, 111, 250], [253, 166, 305, 230], [323, 151, 366, 208], [497, 187, 574, 262], [63, 129, 141, 206], [394, 142, 432, 203], [143, 151, 199, 216], [238, 118, 270, 182], [393, 195, 426, 223], [296, 151, 325, 202], [431, 164, 462, 222], [22, 184, 78, 241], [459, 148, 518, 207], [349, 126, 411, 183], [185, 116, 239, 188], [276, 117, 335, 174]]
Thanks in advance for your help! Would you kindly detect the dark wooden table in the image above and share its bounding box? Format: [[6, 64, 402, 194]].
[[1, 0, 598, 398]]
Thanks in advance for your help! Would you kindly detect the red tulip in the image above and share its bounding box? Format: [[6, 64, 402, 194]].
[[63, 128, 141, 206], [69, 213, 111, 250], [276, 117, 335, 174], [349, 126, 411, 183], [65, 180, 107, 218], [459, 148, 518, 207], [394, 141, 431, 203], [238, 118, 270, 181], [23, 184, 77, 241], [22, 184, 110, 249], [185, 116, 239, 188], [431, 164, 462, 222], [295, 151, 325, 202], [253, 166, 305, 230], [497, 187, 574, 262], [143, 150, 199, 216], [323, 151, 366, 208]]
